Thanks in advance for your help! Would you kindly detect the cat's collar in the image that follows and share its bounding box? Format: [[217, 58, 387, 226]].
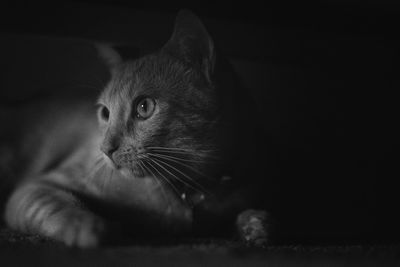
[[180, 175, 233, 208], [180, 192, 206, 208]]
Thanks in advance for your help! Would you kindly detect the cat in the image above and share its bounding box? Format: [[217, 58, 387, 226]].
[[1, 10, 273, 248]]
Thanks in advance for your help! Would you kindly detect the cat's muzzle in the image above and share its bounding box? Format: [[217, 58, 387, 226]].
[[110, 152, 147, 178]]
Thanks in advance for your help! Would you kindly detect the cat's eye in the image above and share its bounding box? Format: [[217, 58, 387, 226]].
[[136, 97, 155, 119], [99, 106, 110, 121]]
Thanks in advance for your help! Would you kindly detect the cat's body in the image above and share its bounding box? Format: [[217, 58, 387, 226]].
[[0, 10, 271, 247]]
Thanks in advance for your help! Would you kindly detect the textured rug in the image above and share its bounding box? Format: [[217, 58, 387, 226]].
[[1, 228, 399, 266]]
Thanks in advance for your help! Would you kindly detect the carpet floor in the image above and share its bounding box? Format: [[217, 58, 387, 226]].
[[1, 228, 399, 266]]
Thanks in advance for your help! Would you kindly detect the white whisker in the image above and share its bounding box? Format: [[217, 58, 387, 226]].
[[147, 152, 209, 163], [147, 146, 215, 153], [147, 152, 214, 181], [95, 164, 108, 191], [147, 148, 220, 160], [139, 160, 172, 209], [150, 157, 211, 196], [137, 160, 152, 178], [142, 157, 182, 200], [147, 146, 202, 151], [84, 157, 105, 181], [146, 156, 201, 194]]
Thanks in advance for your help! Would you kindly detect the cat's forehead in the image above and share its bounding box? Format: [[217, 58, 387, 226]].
[[99, 53, 195, 105], [99, 66, 139, 105]]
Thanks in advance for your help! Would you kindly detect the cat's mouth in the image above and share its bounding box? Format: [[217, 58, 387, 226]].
[[109, 151, 148, 178], [117, 164, 147, 179], [119, 166, 144, 178]]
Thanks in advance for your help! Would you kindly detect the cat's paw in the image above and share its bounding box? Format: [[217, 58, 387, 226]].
[[43, 210, 105, 248], [236, 209, 273, 247]]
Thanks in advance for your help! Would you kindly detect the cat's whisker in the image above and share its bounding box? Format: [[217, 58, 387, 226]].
[[143, 157, 179, 192], [90, 155, 103, 166], [136, 160, 146, 177], [137, 160, 151, 178], [138, 160, 173, 209], [91, 164, 107, 191], [150, 157, 211, 196], [84, 158, 105, 180], [142, 157, 182, 200], [147, 152, 215, 182], [146, 152, 210, 164], [147, 146, 216, 153], [146, 156, 202, 195], [147, 148, 220, 160], [87, 165, 104, 182], [99, 167, 113, 191]]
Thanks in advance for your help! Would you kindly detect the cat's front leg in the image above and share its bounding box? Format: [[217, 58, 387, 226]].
[[4, 176, 105, 248]]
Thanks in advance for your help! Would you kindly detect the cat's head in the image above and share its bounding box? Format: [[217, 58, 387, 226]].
[[96, 10, 228, 186]]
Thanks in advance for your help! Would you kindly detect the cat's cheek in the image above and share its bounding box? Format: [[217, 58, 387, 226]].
[[120, 167, 132, 178]]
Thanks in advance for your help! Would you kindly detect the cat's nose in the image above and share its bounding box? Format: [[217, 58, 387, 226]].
[[101, 142, 119, 158]]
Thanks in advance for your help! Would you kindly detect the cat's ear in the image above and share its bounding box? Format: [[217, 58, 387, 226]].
[[163, 10, 216, 82], [95, 43, 123, 73]]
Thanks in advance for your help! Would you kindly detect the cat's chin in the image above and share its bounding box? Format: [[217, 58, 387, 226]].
[[119, 167, 146, 179]]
